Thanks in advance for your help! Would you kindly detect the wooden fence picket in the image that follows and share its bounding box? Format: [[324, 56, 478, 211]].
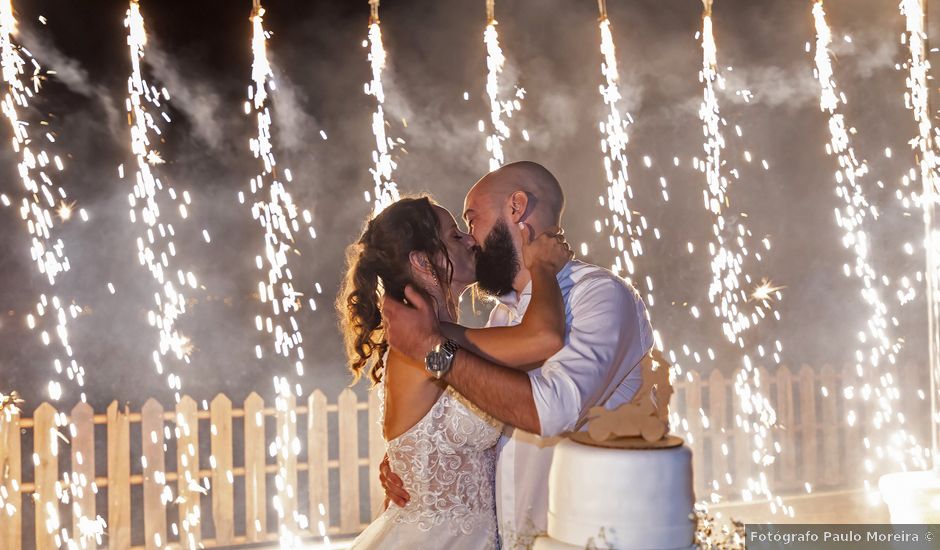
[[243, 392, 266, 541], [0, 407, 21, 550], [368, 388, 385, 520], [684, 372, 706, 496], [70, 402, 96, 542], [210, 394, 234, 545], [107, 401, 131, 550], [707, 369, 726, 494], [276, 394, 299, 530], [176, 396, 201, 547], [141, 398, 166, 550], [819, 365, 841, 485], [33, 403, 57, 550], [338, 388, 360, 532], [776, 366, 797, 489], [308, 390, 330, 534], [731, 378, 752, 494], [798, 365, 817, 489]]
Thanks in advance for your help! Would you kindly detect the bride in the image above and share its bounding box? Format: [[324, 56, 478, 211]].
[[337, 196, 571, 549]]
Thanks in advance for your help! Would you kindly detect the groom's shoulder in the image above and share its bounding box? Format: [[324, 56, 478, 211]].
[[565, 261, 643, 304]]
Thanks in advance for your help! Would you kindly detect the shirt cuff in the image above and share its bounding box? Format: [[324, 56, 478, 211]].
[[528, 367, 581, 437]]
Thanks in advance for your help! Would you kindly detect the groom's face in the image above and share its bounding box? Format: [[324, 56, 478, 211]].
[[464, 189, 520, 297]]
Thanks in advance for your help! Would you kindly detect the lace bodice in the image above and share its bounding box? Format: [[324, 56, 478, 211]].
[[378, 381, 503, 537]]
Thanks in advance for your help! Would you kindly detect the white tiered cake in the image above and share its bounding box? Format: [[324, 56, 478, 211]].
[[533, 350, 697, 550], [532, 437, 696, 550]]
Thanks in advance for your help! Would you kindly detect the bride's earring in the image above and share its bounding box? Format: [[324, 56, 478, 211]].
[[423, 260, 439, 287]]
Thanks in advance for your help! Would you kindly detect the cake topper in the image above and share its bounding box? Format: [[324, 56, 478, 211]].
[[573, 349, 682, 449]]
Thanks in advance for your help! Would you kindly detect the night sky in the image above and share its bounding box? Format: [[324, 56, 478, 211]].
[[0, 0, 935, 418]]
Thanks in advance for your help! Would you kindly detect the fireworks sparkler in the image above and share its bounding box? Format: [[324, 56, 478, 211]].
[[364, 0, 400, 216], [697, 0, 784, 511], [899, 0, 940, 472], [0, 2, 100, 547], [124, 0, 200, 395], [246, 1, 315, 545], [483, 0, 526, 171], [595, 3, 643, 280], [811, 1, 926, 506], [0, 0, 86, 402], [124, 1, 209, 545]]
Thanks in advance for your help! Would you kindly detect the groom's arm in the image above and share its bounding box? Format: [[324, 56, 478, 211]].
[[444, 349, 541, 434], [380, 285, 542, 432], [382, 278, 650, 437], [441, 276, 641, 436]]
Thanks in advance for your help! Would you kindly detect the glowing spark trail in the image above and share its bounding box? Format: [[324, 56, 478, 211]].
[[247, 1, 313, 545], [811, 1, 924, 500], [0, 2, 101, 546], [595, 7, 643, 280], [698, 0, 783, 510], [899, 0, 940, 471], [591, 1, 780, 512], [699, 1, 774, 344], [0, 1, 86, 402], [124, 0, 199, 394], [124, 2, 207, 545], [483, 0, 526, 170], [364, 0, 400, 215]]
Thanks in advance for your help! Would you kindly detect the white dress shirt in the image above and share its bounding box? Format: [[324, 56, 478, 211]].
[[488, 260, 654, 549]]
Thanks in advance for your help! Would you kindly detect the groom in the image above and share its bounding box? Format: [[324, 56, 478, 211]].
[[381, 161, 654, 548]]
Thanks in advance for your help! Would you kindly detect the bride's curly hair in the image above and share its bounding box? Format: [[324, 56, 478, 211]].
[[337, 196, 455, 384]]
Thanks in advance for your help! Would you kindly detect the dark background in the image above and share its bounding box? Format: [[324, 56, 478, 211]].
[[0, 0, 933, 425]]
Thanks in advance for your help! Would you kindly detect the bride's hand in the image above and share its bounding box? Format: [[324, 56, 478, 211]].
[[521, 223, 573, 274]]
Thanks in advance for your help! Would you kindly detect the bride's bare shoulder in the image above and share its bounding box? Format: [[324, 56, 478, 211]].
[[382, 348, 445, 441]]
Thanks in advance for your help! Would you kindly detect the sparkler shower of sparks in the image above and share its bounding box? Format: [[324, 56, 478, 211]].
[[0, 2, 104, 546], [593, 2, 730, 510], [124, 1, 209, 546], [246, 1, 316, 545], [363, 0, 400, 216], [482, 0, 527, 171], [595, 6, 647, 282], [124, 0, 200, 397], [898, 0, 940, 473], [0, 2, 87, 403], [811, 0, 928, 503], [592, 1, 785, 512], [698, 0, 786, 512]]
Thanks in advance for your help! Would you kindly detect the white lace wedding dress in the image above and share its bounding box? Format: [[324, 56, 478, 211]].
[[351, 381, 503, 549]]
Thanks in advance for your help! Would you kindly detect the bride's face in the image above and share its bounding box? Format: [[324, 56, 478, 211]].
[[432, 205, 477, 290]]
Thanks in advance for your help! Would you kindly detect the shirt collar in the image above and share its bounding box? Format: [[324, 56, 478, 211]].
[[495, 260, 577, 309]]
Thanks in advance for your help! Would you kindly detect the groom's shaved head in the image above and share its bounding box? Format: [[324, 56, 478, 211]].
[[466, 161, 565, 229], [463, 161, 566, 295]]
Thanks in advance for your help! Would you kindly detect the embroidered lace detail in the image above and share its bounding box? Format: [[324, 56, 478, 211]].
[[378, 382, 503, 537]]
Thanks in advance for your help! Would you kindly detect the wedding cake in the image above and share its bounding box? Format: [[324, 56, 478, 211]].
[[533, 351, 697, 550]]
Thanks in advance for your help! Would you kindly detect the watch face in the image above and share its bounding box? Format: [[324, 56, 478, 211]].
[[426, 350, 443, 372]]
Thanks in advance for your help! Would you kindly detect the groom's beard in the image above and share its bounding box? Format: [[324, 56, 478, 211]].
[[474, 218, 520, 297]]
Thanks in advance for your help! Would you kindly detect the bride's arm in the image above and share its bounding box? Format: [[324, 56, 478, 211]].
[[441, 227, 572, 370]]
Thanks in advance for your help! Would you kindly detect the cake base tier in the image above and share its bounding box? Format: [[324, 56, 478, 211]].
[[546, 438, 696, 549]]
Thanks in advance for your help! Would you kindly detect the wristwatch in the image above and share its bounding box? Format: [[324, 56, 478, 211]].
[[425, 338, 460, 379]]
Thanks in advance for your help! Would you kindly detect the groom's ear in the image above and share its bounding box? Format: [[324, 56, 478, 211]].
[[508, 191, 530, 224]]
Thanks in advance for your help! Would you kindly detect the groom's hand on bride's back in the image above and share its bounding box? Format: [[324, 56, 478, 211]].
[[380, 455, 409, 508], [382, 285, 443, 363]]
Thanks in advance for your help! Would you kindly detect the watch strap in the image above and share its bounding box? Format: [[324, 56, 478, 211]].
[[440, 338, 460, 356]]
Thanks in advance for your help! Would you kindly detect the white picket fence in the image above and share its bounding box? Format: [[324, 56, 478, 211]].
[[0, 364, 891, 549]]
